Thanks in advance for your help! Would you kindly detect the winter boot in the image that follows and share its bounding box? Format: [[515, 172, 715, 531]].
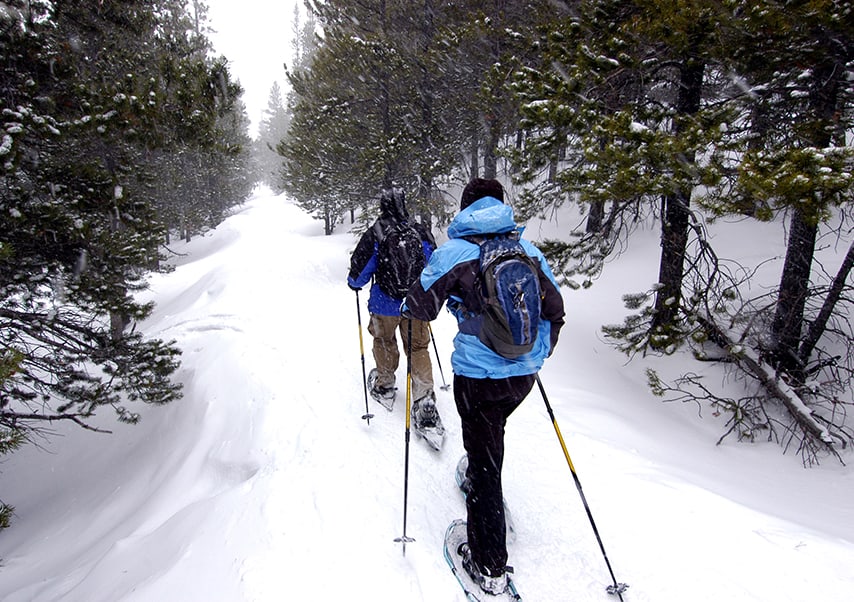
[[411, 390, 443, 430], [410, 390, 445, 450], [457, 542, 510, 596]]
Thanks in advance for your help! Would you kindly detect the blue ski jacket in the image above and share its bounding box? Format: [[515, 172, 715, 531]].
[[405, 196, 565, 379]]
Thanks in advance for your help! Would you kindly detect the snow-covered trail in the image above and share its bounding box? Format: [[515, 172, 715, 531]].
[[1, 189, 853, 602]]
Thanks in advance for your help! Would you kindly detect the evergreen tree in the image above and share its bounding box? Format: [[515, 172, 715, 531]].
[[508, 1, 854, 460], [281, 31, 372, 233], [283, 1, 547, 229], [513, 1, 731, 344], [255, 82, 290, 193], [283, 0, 417, 230], [718, 0, 854, 381], [145, 2, 253, 240], [278, 0, 854, 458], [0, 0, 184, 435], [0, 0, 253, 513], [290, 1, 318, 74]]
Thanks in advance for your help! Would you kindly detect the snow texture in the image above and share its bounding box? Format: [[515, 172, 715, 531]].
[[0, 188, 852, 601]]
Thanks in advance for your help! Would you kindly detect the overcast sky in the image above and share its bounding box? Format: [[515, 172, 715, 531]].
[[205, 0, 299, 138]]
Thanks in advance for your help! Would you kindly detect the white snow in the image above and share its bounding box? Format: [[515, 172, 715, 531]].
[[1, 187, 853, 601]]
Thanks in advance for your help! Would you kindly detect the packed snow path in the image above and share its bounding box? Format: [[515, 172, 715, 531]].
[[1, 190, 852, 601]]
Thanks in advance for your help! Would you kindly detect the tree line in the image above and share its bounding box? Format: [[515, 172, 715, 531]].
[[0, 0, 253, 525], [280, 0, 853, 464]]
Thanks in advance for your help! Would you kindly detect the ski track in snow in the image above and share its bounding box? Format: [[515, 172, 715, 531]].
[[0, 189, 853, 602]]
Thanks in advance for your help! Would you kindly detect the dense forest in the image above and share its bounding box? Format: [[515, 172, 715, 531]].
[[278, 1, 853, 466], [0, 0, 253, 525], [1, 0, 852, 528]]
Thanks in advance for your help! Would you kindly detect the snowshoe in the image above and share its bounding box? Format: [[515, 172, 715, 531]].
[[367, 368, 395, 411]]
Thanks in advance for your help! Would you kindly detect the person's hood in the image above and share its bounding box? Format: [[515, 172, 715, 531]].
[[379, 189, 409, 222], [447, 196, 517, 239]]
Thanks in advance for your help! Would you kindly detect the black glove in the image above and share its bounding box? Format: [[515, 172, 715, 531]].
[[348, 283, 362, 292]]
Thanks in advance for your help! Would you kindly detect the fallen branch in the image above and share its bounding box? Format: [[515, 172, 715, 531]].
[[695, 314, 838, 460]]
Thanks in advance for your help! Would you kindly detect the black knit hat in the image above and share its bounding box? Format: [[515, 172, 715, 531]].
[[460, 178, 504, 210]]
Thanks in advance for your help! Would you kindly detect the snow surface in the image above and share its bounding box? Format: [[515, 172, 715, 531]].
[[1, 187, 853, 601]]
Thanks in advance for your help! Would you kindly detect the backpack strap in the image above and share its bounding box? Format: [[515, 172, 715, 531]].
[[370, 219, 395, 287], [372, 217, 400, 245], [457, 233, 504, 335]]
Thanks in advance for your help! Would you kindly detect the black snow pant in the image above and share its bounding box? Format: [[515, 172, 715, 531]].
[[453, 373, 536, 576]]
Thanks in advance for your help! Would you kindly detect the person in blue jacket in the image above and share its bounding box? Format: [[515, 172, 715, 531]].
[[347, 188, 442, 430], [404, 178, 565, 596]]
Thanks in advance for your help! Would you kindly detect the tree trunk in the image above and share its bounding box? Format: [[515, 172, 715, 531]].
[[481, 0, 505, 181], [417, 0, 435, 230], [586, 200, 605, 234], [798, 240, 854, 367], [771, 208, 818, 373], [483, 111, 499, 179], [110, 311, 127, 342], [651, 191, 692, 338], [696, 314, 836, 455], [770, 55, 840, 377], [469, 130, 479, 178], [586, 138, 606, 234], [324, 210, 333, 236], [650, 56, 704, 345], [378, 0, 393, 187]]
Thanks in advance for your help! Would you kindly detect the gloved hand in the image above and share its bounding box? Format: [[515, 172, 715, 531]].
[[348, 283, 362, 292], [399, 302, 412, 320]]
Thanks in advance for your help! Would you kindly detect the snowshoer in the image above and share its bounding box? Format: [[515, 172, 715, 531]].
[[347, 188, 442, 434], [405, 178, 565, 596]]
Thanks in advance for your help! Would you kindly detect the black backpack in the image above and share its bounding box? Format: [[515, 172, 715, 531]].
[[470, 234, 542, 359], [375, 221, 426, 299]]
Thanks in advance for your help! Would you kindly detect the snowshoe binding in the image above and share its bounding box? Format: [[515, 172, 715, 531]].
[[411, 391, 445, 451], [459, 542, 511, 596], [443, 519, 522, 601]]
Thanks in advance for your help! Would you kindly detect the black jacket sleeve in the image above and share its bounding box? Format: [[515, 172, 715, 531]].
[[538, 270, 565, 353], [348, 224, 380, 282]]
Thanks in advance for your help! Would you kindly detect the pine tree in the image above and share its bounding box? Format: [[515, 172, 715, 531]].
[[0, 1, 184, 441], [510, 0, 854, 459], [255, 82, 290, 193], [719, 0, 854, 381], [283, 0, 414, 229], [0, 0, 253, 506], [282, 1, 547, 229], [512, 1, 733, 345], [146, 2, 253, 240]]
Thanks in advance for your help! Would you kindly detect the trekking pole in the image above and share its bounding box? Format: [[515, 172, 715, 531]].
[[535, 374, 628, 600], [427, 322, 450, 391], [354, 291, 374, 424], [394, 318, 416, 554]]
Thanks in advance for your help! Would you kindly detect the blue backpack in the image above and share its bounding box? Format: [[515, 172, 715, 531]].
[[470, 234, 542, 358]]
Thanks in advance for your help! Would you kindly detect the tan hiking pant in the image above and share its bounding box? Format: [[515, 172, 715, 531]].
[[368, 314, 434, 400]]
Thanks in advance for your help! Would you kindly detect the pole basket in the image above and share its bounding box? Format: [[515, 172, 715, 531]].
[[394, 535, 416, 556], [607, 582, 629, 596]]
